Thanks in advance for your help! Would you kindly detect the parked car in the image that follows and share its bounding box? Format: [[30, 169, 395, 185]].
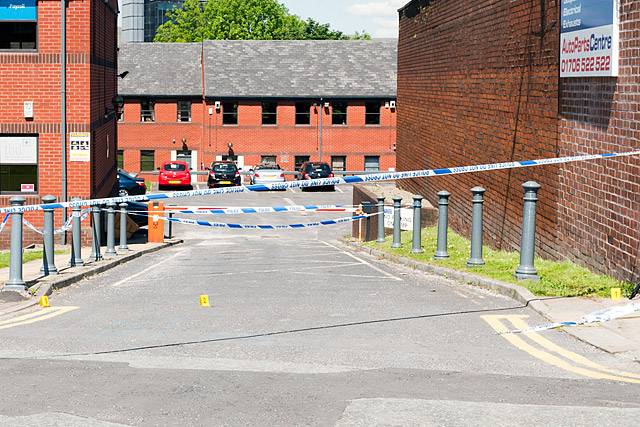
[[297, 161, 335, 191], [158, 161, 192, 191], [249, 163, 286, 187], [117, 170, 146, 197], [207, 161, 242, 188]]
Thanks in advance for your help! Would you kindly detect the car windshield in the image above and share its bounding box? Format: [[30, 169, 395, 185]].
[[256, 164, 280, 171], [164, 163, 186, 171], [306, 163, 331, 173], [213, 163, 237, 172]]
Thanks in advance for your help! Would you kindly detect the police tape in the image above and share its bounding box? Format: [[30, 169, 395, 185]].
[[129, 211, 379, 230], [160, 205, 362, 215], [0, 214, 8, 234], [21, 209, 91, 236], [1, 149, 639, 215], [503, 301, 640, 334]]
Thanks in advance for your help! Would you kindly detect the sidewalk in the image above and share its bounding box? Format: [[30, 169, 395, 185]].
[[0, 239, 181, 317], [341, 238, 640, 364]]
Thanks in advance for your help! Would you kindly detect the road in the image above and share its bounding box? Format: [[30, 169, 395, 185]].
[[0, 186, 639, 426]]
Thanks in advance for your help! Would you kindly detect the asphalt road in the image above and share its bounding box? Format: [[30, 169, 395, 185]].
[[0, 186, 639, 426]]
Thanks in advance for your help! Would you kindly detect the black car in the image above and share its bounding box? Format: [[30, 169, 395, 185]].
[[117, 170, 146, 197], [297, 162, 335, 191], [207, 161, 242, 188]]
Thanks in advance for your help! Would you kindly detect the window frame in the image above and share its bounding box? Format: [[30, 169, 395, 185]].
[[261, 102, 278, 126], [140, 150, 155, 172], [364, 155, 380, 172], [331, 102, 348, 126], [117, 149, 124, 170], [0, 21, 38, 51], [222, 101, 238, 126], [295, 102, 311, 126], [0, 135, 38, 194], [140, 99, 155, 122], [331, 155, 346, 172], [294, 155, 310, 170], [365, 102, 381, 126], [260, 155, 277, 164], [177, 100, 192, 122]]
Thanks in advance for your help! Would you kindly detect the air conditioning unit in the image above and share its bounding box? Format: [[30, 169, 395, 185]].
[[389, 100, 396, 109]]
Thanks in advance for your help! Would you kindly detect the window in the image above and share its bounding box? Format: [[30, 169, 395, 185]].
[[140, 99, 155, 122], [331, 156, 346, 172], [295, 155, 310, 170], [222, 102, 238, 125], [295, 102, 311, 125], [117, 150, 124, 170], [262, 102, 277, 125], [178, 101, 191, 122], [0, 21, 37, 50], [0, 136, 38, 193], [365, 102, 381, 125], [332, 102, 348, 126], [140, 150, 155, 171], [364, 156, 380, 172], [261, 155, 277, 164]]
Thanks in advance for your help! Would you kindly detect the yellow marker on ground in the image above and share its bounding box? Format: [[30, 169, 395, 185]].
[[199, 295, 210, 307], [611, 288, 622, 301], [38, 296, 50, 307]]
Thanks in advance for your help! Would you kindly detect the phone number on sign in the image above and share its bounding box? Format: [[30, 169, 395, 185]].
[[561, 56, 611, 74]]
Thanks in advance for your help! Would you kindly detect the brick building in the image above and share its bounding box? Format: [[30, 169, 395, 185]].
[[117, 40, 397, 181], [397, 0, 639, 282], [0, 0, 119, 246]]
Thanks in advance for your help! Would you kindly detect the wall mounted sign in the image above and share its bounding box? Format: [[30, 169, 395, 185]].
[[70, 132, 91, 162], [20, 183, 35, 192], [0, 136, 37, 164], [0, 0, 37, 21], [560, 0, 619, 77]]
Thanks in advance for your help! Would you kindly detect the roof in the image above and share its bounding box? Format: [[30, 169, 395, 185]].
[[118, 39, 397, 99]]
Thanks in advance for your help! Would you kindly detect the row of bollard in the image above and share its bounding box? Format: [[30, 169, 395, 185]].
[[373, 181, 541, 281], [4, 196, 131, 292]]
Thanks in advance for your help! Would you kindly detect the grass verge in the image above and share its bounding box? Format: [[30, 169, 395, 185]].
[[364, 227, 631, 298], [0, 249, 69, 269]]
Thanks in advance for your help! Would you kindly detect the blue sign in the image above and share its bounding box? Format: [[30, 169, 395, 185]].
[[561, 0, 614, 33], [0, 0, 37, 21]]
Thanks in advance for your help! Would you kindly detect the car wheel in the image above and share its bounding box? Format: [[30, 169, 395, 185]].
[[118, 189, 129, 197]]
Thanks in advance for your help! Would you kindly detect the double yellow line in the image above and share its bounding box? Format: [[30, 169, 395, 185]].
[[482, 315, 640, 384], [0, 306, 78, 330]]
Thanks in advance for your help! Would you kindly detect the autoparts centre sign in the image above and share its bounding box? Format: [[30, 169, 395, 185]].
[[560, 0, 619, 77], [0, 0, 37, 21]]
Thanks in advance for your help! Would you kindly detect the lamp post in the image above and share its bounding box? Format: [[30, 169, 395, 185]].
[[61, 0, 67, 246]]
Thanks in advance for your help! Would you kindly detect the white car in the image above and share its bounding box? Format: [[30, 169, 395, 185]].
[[249, 164, 286, 187]]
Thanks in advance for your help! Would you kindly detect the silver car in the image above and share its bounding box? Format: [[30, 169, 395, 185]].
[[249, 163, 286, 186]]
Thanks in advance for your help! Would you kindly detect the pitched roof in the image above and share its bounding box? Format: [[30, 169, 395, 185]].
[[118, 39, 397, 99]]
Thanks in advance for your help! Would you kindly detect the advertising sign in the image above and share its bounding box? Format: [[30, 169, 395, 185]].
[[0, 136, 37, 164], [0, 0, 37, 21], [70, 132, 91, 162], [560, 0, 619, 77]]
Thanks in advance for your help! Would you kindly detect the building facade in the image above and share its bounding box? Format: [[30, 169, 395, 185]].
[[0, 0, 118, 246], [118, 40, 397, 179], [120, 0, 183, 43], [397, 0, 639, 282]]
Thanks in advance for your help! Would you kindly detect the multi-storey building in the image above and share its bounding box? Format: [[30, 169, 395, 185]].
[[117, 39, 397, 180], [120, 0, 184, 43]]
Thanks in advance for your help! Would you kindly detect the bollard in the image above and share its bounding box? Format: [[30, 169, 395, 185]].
[[70, 201, 84, 267], [361, 201, 373, 241], [392, 197, 402, 248], [5, 197, 26, 291], [467, 187, 486, 267], [90, 205, 103, 261], [119, 203, 129, 251], [515, 181, 541, 281], [40, 195, 58, 275], [376, 197, 385, 243], [411, 195, 424, 254], [167, 211, 174, 239], [434, 191, 451, 260], [105, 203, 117, 257]]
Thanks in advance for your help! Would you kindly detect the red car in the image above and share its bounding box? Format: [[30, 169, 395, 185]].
[[158, 161, 192, 190]]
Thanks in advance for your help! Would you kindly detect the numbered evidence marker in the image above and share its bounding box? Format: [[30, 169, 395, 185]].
[[199, 295, 210, 307], [611, 288, 622, 301], [39, 296, 50, 307]]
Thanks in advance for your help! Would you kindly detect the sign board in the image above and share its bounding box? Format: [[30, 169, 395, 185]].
[[0, 136, 37, 164], [0, 0, 36, 21], [20, 183, 35, 192], [383, 207, 413, 231], [70, 132, 91, 162], [560, 0, 619, 77]]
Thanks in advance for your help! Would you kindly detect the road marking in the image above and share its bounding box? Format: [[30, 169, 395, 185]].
[[335, 186, 344, 193], [283, 197, 296, 206], [0, 306, 78, 330], [482, 315, 640, 384], [321, 241, 403, 281], [112, 251, 182, 287]]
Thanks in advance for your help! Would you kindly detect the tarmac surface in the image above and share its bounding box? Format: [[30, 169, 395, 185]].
[[0, 186, 639, 426]]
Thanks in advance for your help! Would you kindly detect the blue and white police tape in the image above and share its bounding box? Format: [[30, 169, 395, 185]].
[[0, 214, 8, 234], [160, 205, 361, 215], [22, 209, 91, 236], [130, 211, 379, 230], [1, 149, 639, 215]]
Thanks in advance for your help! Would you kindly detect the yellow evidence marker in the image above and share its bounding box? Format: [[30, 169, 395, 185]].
[[38, 296, 50, 307], [611, 288, 622, 301], [199, 295, 210, 307]]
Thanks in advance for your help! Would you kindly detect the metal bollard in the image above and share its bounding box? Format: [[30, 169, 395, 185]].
[[70, 201, 84, 267], [411, 195, 424, 253], [105, 203, 117, 257], [515, 181, 541, 281], [434, 191, 451, 260], [119, 203, 129, 251], [5, 197, 26, 291], [168, 211, 174, 239], [392, 197, 402, 248], [376, 197, 385, 243], [361, 201, 373, 241], [467, 187, 486, 267], [40, 195, 58, 275], [90, 205, 103, 261]]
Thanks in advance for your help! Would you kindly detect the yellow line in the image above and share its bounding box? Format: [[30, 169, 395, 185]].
[[0, 306, 79, 330], [507, 316, 640, 380], [482, 315, 640, 384]]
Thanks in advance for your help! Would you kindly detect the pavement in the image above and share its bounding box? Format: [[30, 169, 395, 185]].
[[0, 186, 638, 426]]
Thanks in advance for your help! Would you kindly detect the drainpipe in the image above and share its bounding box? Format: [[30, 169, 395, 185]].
[[319, 98, 323, 161], [61, 0, 67, 245]]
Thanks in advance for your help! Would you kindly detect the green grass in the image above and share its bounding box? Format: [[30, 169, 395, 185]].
[[365, 227, 631, 298], [0, 249, 69, 269]]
